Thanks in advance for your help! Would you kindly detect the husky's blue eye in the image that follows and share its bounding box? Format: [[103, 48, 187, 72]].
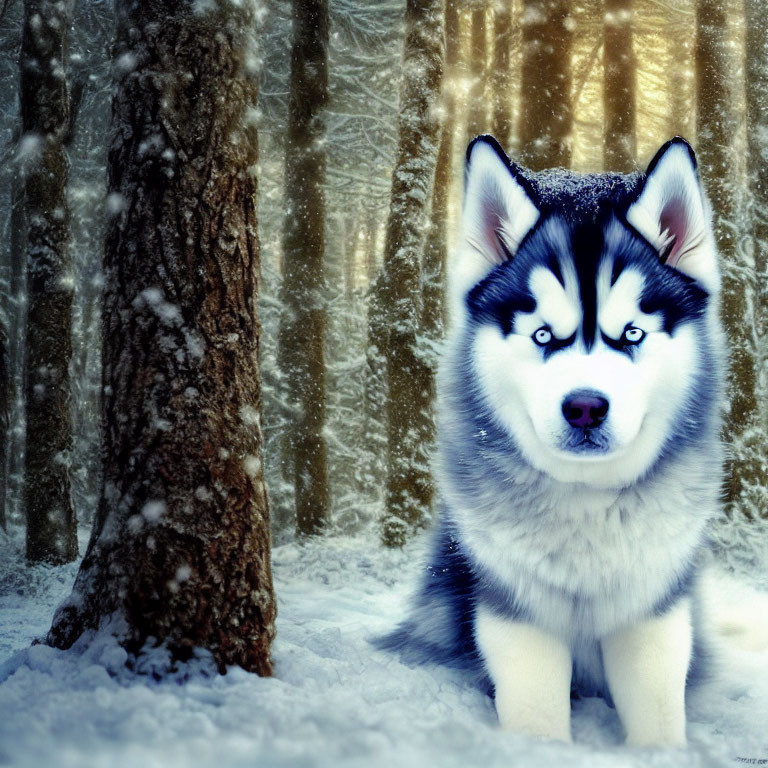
[[533, 327, 552, 346], [622, 326, 645, 345]]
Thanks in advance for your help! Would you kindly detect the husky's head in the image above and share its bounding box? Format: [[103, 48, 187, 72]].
[[447, 135, 721, 488]]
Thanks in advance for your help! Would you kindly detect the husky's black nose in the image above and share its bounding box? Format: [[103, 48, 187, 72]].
[[562, 391, 609, 429]]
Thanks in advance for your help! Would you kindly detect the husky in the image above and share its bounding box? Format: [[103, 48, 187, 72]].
[[381, 135, 725, 746]]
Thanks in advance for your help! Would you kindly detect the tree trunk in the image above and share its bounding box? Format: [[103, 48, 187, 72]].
[[363, 276, 388, 504], [418, 0, 460, 486], [603, 0, 635, 171], [696, 0, 758, 517], [422, 0, 460, 340], [743, 0, 768, 519], [666, 15, 693, 139], [0, 320, 7, 531], [465, 4, 488, 142], [343, 212, 361, 299], [364, 210, 378, 285], [379, 0, 443, 547], [47, 0, 277, 676], [20, 0, 77, 564], [362, 219, 386, 507], [491, 0, 515, 149], [4, 146, 27, 529], [277, 0, 330, 536], [518, 0, 573, 170]]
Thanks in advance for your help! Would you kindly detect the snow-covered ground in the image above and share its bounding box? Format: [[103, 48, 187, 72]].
[[0, 528, 767, 768]]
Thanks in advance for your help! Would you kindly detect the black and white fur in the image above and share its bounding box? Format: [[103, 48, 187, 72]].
[[381, 136, 726, 746]]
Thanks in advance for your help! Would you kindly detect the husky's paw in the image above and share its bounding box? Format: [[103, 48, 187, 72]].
[[602, 600, 692, 748], [475, 607, 573, 743]]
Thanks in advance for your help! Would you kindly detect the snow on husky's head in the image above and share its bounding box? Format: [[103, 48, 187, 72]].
[[448, 135, 720, 488]]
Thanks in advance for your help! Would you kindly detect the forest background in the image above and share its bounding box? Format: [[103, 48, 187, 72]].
[[0, 0, 767, 673]]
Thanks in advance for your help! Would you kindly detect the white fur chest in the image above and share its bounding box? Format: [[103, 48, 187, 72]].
[[450, 464, 713, 641]]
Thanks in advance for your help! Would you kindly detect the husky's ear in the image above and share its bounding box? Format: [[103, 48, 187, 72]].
[[451, 136, 539, 306], [626, 137, 719, 292]]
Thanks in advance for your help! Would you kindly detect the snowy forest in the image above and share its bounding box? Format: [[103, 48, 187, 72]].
[[0, 0, 767, 766]]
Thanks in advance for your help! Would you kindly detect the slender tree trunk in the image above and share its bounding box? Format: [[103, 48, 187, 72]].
[[491, 0, 515, 148], [0, 321, 7, 531], [518, 0, 573, 169], [743, 0, 768, 518], [0, 153, 24, 531], [4, 151, 26, 528], [47, 0, 276, 676], [603, 0, 636, 171], [696, 0, 757, 516], [422, 0, 460, 340], [362, 215, 385, 506], [343, 212, 361, 299], [666, 16, 693, 139], [379, 0, 443, 547], [363, 275, 388, 503], [20, 0, 77, 564], [465, 4, 488, 141], [361, 210, 382, 486], [277, 0, 330, 536], [408, 0, 461, 529], [364, 210, 378, 284]]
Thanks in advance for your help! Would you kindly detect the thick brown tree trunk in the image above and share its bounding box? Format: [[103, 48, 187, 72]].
[[491, 0, 515, 148], [518, 0, 573, 169], [379, 0, 443, 547], [277, 0, 331, 536], [742, 0, 768, 519], [47, 0, 276, 676], [603, 0, 636, 171], [695, 0, 758, 517], [20, 0, 77, 564]]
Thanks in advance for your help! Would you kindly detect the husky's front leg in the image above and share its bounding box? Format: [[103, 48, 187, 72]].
[[601, 599, 692, 747], [475, 605, 573, 742]]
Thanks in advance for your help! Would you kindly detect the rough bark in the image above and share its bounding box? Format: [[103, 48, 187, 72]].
[[277, 0, 330, 536], [20, 0, 77, 564], [603, 0, 636, 171], [518, 0, 573, 170], [465, 4, 488, 142], [491, 0, 515, 148], [695, 0, 758, 516], [743, 0, 768, 518], [47, 0, 276, 676], [379, 0, 443, 546]]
